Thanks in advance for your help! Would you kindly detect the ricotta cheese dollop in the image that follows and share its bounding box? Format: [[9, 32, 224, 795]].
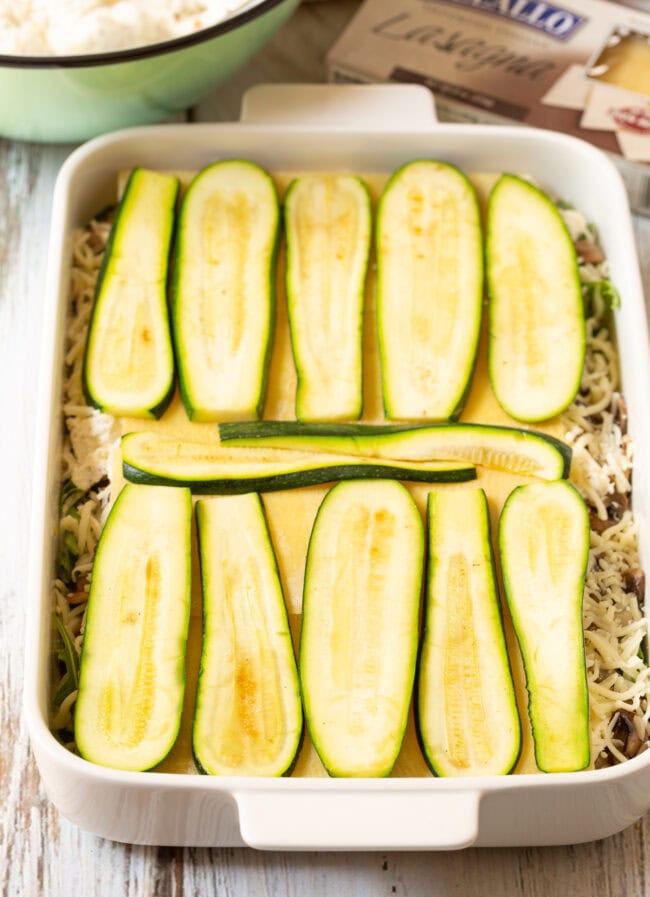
[[0, 0, 252, 55]]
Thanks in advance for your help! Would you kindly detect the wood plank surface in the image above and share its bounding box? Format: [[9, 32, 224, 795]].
[[190, 0, 361, 121], [2, 2, 650, 895]]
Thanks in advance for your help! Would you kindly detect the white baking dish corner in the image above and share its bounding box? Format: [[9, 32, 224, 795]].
[[25, 83, 650, 850]]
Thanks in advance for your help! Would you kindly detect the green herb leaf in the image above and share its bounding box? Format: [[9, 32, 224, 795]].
[[583, 280, 621, 312], [52, 614, 79, 707], [60, 480, 85, 516], [57, 529, 80, 583]]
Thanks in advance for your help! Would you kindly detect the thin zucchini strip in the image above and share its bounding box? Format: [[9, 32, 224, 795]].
[[417, 489, 521, 777], [376, 160, 484, 421], [121, 432, 476, 494], [487, 174, 585, 422], [82, 168, 178, 419], [285, 175, 371, 421], [75, 484, 192, 771], [172, 160, 279, 422], [194, 494, 302, 776], [218, 421, 571, 480], [499, 481, 590, 773], [301, 480, 424, 776]]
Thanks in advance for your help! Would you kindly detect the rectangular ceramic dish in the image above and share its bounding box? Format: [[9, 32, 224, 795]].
[[25, 84, 650, 849]]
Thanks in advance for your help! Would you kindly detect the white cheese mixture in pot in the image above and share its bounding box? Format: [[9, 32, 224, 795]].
[[0, 0, 252, 55]]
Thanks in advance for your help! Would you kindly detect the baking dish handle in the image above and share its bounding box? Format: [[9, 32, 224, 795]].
[[235, 788, 480, 851], [239, 83, 438, 128]]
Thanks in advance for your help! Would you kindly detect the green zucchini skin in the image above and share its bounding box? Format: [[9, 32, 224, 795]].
[[300, 480, 424, 776], [218, 420, 571, 480], [123, 462, 475, 494], [171, 160, 279, 422], [74, 483, 192, 772], [376, 160, 484, 422], [499, 481, 591, 773], [82, 168, 178, 419], [487, 174, 585, 423], [284, 174, 371, 421], [416, 489, 521, 777], [193, 494, 303, 777], [120, 431, 477, 494]]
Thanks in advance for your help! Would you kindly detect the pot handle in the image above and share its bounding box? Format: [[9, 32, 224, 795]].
[[239, 83, 437, 128], [235, 788, 480, 851]]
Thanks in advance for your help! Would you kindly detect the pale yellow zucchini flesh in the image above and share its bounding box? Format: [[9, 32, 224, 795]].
[[217, 420, 572, 481], [75, 484, 192, 771], [300, 480, 424, 777], [120, 431, 476, 493], [417, 489, 521, 777], [193, 494, 302, 776], [83, 168, 178, 419], [376, 160, 484, 421], [172, 160, 279, 422], [284, 174, 371, 421], [487, 174, 585, 422], [499, 481, 590, 773]]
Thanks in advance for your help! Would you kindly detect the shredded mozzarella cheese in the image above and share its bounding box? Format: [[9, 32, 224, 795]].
[[559, 206, 648, 766]]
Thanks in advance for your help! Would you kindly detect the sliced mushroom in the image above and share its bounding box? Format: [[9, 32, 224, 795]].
[[624, 568, 645, 607], [611, 709, 646, 759], [575, 239, 605, 265], [589, 492, 630, 533], [595, 751, 614, 769], [613, 395, 628, 436], [607, 491, 630, 521], [90, 475, 110, 494], [590, 512, 612, 534]]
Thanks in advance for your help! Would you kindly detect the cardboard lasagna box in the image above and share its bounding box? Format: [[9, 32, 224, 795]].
[[327, 0, 650, 213]]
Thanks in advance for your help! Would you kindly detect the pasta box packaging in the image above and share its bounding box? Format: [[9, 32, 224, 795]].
[[327, 0, 650, 214]]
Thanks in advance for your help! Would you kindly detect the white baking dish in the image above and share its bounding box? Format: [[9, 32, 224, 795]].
[[25, 84, 650, 850]]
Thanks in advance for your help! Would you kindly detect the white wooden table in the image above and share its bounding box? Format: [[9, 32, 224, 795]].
[[2, 2, 650, 893]]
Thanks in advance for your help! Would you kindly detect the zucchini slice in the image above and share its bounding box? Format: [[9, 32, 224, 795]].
[[218, 421, 571, 480], [82, 168, 178, 419], [487, 175, 585, 422], [300, 480, 424, 776], [75, 484, 192, 771], [499, 481, 590, 773], [285, 174, 371, 421], [121, 432, 477, 493], [417, 489, 521, 777], [172, 160, 279, 422], [193, 494, 302, 776], [376, 160, 484, 421]]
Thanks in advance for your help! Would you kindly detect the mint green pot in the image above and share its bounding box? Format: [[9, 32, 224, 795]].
[[0, 0, 299, 143]]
